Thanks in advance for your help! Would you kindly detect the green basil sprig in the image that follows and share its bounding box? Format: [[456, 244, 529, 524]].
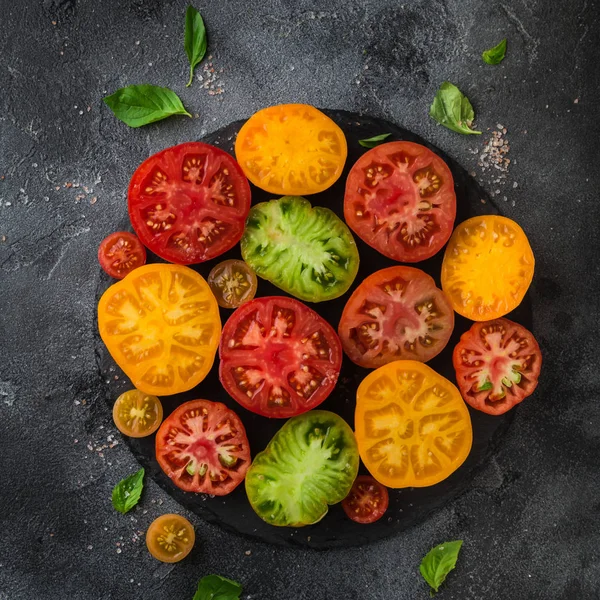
[[482, 38, 507, 65], [104, 84, 191, 128], [419, 540, 463, 595], [184, 6, 208, 87], [112, 468, 145, 514], [429, 82, 481, 135], [192, 575, 242, 600]]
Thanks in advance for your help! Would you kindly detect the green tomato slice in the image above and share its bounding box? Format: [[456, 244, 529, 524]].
[[245, 410, 359, 527], [241, 196, 360, 302]]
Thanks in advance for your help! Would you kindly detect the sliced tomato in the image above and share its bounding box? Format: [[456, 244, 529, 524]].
[[338, 266, 454, 369], [207, 259, 258, 309], [453, 318, 542, 415], [98, 231, 146, 279], [112, 389, 163, 438], [219, 296, 343, 418], [344, 141, 456, 262], [146, 514, 195, 563], [155, 399, 251, 495], [342, 475, 389, 524], [128, 142, 251, 265]]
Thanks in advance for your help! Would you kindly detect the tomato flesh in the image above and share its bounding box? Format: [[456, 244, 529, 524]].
[[112, 389, 163, 437], [453, 318, 542, 415], [219, 296, 342, 418], [355, 360, 473, 488], [344, 141, 456, 262], [98, 231, 146, 279], [342, 475, 389, 524], [128, 142, 251, 265], [155, 399, 251, 495], [207, 259, 257, 309], [146, 514, 195, 563], [338, 266, 454, 369]]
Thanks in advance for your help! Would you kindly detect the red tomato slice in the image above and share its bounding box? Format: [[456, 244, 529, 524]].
[[342, 475, 389, 524], [155, 399, 251, 495], [219, 296, 343, 418], [98, 231, 146, 279], [338, 266, 454, 369], [344, 141, 456, 262], [453, 318, 542, 415], [128, 142, 251, 265]]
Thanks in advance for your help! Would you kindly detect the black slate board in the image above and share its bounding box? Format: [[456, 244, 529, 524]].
[[95, 110, 532, 549]]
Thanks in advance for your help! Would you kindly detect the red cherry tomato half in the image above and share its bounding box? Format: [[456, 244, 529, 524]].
[[98, 231, 146, 279], [344, 141, 456, 262], [128, 142, 251, 265], [342, 475, 389, 524], [453, 318, 542, 415], [219, 296, 343, 418], [155, 399, 251, 495]]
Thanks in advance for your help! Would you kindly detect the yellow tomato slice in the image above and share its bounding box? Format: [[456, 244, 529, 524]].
[[98, 264, 221, 396], [146, 514, 195, 563], [235, 103, 347, 195], [441, 215, 534, 321], [355, 360, 472, 488], [112, 389, 163, 437]]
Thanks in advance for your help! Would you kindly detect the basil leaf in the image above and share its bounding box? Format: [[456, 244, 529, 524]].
[[112, 468, 144, 514], [429, 82, 481, 135], [419, 540, 463, 594], [359, 133, 392, 148], [103, 84, 192, 128], [192, 575, 242, 600], [184, 5, 208, 87], [482, 38, 507, 65]]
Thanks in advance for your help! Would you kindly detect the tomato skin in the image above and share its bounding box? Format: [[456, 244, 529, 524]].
[[342, 476, 389, 524], [235, 104, 348, 195], [338, 266, 454, 369], [128, 142, 251, 265], [441, 215, 535, 321], [219, 296, 343, 418], [98, 231, 146, 279], [344, 141, 456, 263], [146, 514, 195, 563], [112, 389, 163, 437], [453, 318, 542, 415], [155, 399, 251, 496], [355, 360, 472, 488]]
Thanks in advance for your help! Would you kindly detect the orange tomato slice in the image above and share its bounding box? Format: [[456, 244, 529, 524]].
[[112, 389, 163, 437], [441, 215, 534, 321], [146, 514, 195, 563], [234, 104, 347, 195], [355, 360, 472, 488], [98, 264, 221, 396]]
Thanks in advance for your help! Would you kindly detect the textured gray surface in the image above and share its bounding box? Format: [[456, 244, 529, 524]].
[[0, 0, 598, 599]]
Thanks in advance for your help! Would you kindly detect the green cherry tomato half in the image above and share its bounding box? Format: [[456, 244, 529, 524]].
[[241, 196, 359, 302], [245, 410, 359, 526]]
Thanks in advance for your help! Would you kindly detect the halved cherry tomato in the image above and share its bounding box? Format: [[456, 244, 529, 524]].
[[342, 475, 389, 524], [441, 215, 535, 321], [235, 104, 348, 195], [155, 399, 251, 495], [344, 141, 456, 262], [219, 296, 343, 418], [338, 266, 454, 369], [97, 264, 221, 396], [355, 360, 472, 488], [112, 389, 163, 437], [146, 514, 195, 563], [207, 259, 257, 309], [98, 231, 146, 279], [128, 142, 251, 265], [453, 318, 542, 415]]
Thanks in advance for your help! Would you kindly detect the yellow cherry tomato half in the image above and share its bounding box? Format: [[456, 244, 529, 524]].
[[355, 360, 472, 488], [235, 103, 348, 195], [207, 259, 257, 309], [98, 264, 221, 396], [112, 389, 163, 438], [441, 215, 534, 321], [146, 514, 195, 563]]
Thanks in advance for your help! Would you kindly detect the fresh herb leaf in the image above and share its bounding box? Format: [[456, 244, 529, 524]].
[[419, 540, 463, 594], [359, 133, 392, 148], [103, 84, 192, 128], [112, 468, 144, 514], [429, 82, 481, 135], [192, 575, 242, 600], [184, 6, 208, 87], [482, 38, 507, 65]]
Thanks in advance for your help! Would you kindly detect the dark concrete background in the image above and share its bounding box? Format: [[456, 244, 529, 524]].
[[1, 0, 598, 598]]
